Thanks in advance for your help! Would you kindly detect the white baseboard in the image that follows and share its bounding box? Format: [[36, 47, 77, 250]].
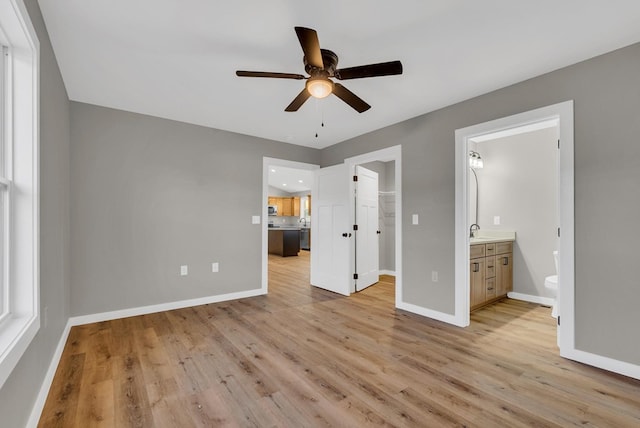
[[27, 319, 73, 428], [396, 301, 465, 327], [507, 292, 555, 307], [379, 270, 396, 276], [69, 288, 266, 326], [562, 348, 640, 381]]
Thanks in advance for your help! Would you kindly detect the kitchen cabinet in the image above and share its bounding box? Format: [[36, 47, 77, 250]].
[[268, 229, 300, 256], [268, 196, 300, 217], [470, 240, 513, 311]]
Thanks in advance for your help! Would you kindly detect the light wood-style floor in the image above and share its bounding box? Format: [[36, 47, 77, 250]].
[[40, 251, 640, 427]]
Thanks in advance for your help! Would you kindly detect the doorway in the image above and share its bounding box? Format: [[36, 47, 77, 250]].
[[262, 145, 403, 305], [455, 101, 575, 354], [261, 158, 319, 293]]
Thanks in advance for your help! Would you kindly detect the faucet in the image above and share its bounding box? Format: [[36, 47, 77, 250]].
[[469, 223, 480, 239], [299, 218, 307, 227]]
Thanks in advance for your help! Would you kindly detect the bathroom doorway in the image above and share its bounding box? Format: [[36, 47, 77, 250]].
[[455, 101, 575, 354]]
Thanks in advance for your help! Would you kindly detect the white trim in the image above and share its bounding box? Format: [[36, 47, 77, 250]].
[[396, 301, 464, 327], [562, 348, 640, 381], [26, 319, 72, 428], [343, 145, 402, 305], [379, 270, 396, 276], [261, 158, 319, 294], [0, 0, 40, 390], [68, 288, 265, 326], [507, 292, 555, 307], [454, 101, 574, 334]]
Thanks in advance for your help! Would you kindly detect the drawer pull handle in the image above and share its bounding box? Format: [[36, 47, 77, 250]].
[[503, 257, 509, 265], [473, 263, 479, 272], [487, 287, 494, 291]]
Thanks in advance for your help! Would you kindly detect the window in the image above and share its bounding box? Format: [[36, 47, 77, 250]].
[[0, 0, 40, 389]]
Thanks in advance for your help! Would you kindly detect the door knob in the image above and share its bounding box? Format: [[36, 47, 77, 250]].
[[376, 230, 381, 234]]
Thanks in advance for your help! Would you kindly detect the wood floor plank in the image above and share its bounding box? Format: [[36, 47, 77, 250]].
[[39, 251, 640, 426]]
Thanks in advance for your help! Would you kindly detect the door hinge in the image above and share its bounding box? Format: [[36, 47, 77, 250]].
[[353, 175, 358, 182], [558, 139, 560, 149], [353, 273, 359, 280], [353, 224, 358, 231], [557, 316, 560, 326], [557, 227, 560, 237]]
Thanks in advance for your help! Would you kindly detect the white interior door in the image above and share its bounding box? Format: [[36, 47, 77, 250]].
[[311, 164, 351, 296], [355, 165, 379, 290]]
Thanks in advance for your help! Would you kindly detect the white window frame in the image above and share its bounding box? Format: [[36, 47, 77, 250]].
[[0, 0, 40, 389]]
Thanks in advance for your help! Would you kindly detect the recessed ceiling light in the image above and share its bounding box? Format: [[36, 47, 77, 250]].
[[298, 180, 303, 183], [271, 169, 276, 172], [282, 183, 287, 186]]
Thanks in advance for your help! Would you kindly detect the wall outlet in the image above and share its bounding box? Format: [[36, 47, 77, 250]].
[[180, 265, 188, 276], [412, 214, 419, 225], [212, 262, 219, 273], [431, 271, 438, 282], [494, 216, 501, 225], [252, 215, 260, 224]]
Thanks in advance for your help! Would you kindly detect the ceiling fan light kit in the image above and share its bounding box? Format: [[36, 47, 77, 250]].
[[236, 26, 403, 113], [306, 77, 333, 99]]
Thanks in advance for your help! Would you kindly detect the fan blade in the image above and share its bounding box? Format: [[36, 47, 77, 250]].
[[236, 70, 305, 80], [285, 88, 312, 112], [335, 60, 403, 80], [332, 83, 371, 113], [295, 27, 323, 69]]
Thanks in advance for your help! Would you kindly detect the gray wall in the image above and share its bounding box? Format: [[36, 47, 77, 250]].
[[476, 127, 558, 298], [0, 0, 71, 426], [322, 42, 640, 365], [70, 103, 320, 316]]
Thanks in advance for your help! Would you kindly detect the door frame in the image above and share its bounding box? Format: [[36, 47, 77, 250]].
[[261, 158, 319, 293], [345, 145, 402, 302], [454, 101, 575, 353]]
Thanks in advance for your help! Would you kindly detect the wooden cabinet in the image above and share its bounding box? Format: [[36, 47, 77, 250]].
[[470, 257, 486, 309], [470, 240, 513, 311], [268, 196, 300, 217]]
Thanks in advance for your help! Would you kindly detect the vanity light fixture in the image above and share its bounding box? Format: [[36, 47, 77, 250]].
[[469, 151, 484, 169]]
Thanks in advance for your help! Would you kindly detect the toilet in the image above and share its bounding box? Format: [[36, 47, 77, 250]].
[[544, 251, 559, 318]]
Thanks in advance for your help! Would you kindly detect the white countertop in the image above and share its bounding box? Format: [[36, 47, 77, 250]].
[[470, 230, 516, 244]]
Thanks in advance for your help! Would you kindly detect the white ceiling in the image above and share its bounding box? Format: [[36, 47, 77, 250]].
[[38, 1, 640, 149], [269, 166, 313, 193]]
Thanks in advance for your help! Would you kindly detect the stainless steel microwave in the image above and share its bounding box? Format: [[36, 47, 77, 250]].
[[268, 205, 278, 216]]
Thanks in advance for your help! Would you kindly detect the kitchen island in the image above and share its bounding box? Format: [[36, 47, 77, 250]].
[[268, 227, 300, 257]]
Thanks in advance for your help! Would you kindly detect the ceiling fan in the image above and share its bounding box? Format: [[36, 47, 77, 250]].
[[236, 27, 403, 113]]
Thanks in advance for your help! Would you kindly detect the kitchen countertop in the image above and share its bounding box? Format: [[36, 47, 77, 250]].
[[269, 226, 310, 231]]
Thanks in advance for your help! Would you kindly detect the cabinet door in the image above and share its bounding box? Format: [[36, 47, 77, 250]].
[[470, 258, 486, 309], [293, 197, 300, 217], [276, 198, 284, 216], [496, 253, 513, 296], [282, 198, 293, 216]]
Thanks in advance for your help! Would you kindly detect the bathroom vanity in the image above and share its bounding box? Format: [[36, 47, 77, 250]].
[[470, 238, 513, 311]]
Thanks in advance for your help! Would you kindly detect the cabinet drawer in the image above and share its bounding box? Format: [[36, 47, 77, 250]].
[[486, 277, 496, 298], [495, 241, 512, 255], [485, 255, 496, 278], [470, 244, 485, 259], [485, 243, 496, 256]]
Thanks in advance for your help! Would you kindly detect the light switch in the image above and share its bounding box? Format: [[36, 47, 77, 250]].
[[180, 265, 188, 276], [252, 215, 261, 224], [212, 262, 219, 273], [412, 214, 419, 225], [494, 216, 501, 225]]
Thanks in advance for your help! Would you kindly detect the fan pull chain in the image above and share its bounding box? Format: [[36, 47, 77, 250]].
[[315, 103, 325, 138]]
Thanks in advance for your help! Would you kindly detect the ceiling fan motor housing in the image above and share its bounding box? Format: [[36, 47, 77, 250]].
[[304, 49, 339, 76]]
